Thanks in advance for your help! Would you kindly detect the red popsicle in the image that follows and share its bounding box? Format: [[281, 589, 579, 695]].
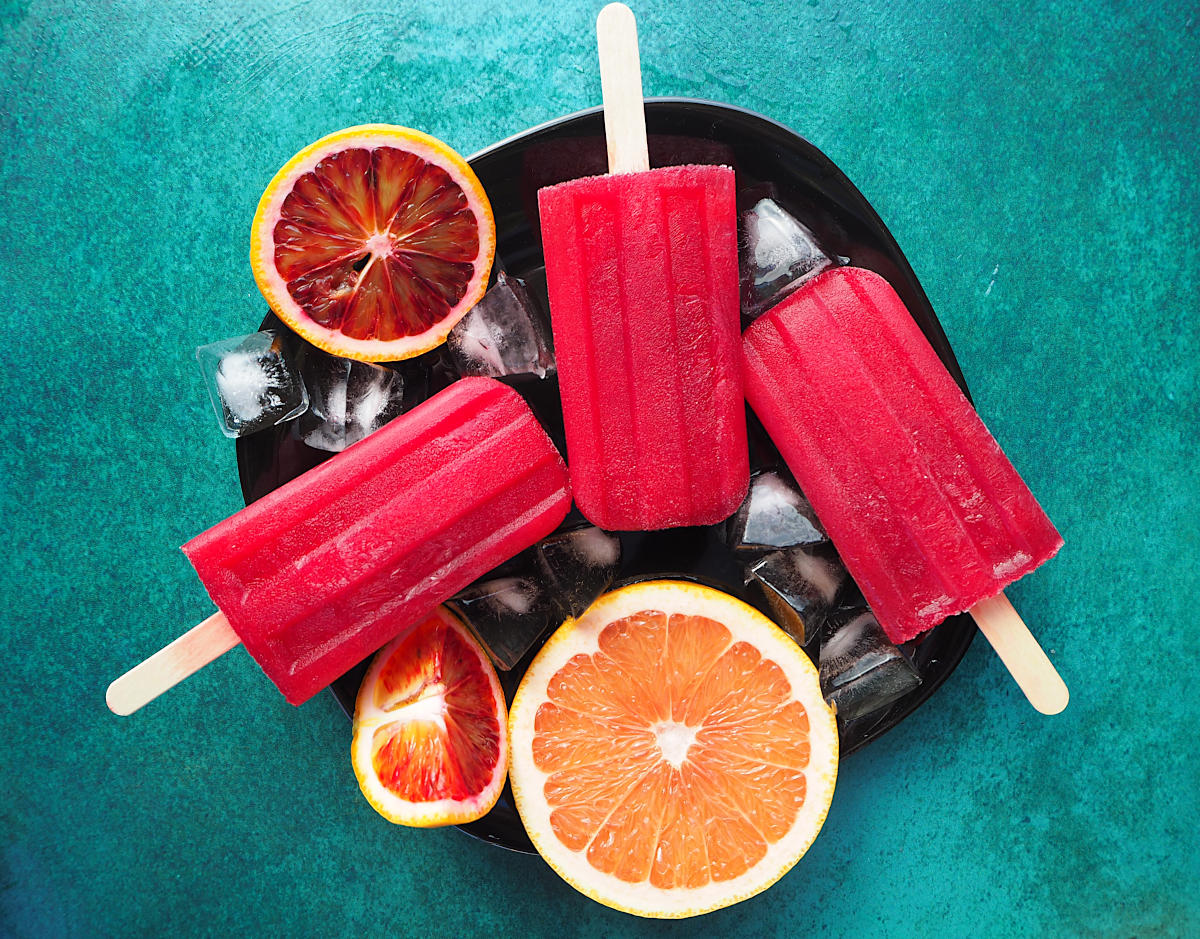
[[108, 377, 571, 712], [743, 266, 1068, 712], [537, 2, 747, 530]]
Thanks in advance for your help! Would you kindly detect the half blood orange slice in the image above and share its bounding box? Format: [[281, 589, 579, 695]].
[[251, 125, 495, 362], [508, 580, 839, 918], [352, 607, 508, 827]]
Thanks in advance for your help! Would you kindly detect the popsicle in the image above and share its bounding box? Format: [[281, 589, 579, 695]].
[[536, 3, 747, 530], [107, 377, 571, 713], [742, 266, 1068, 713]]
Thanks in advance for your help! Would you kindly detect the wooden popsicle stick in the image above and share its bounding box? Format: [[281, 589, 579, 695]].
[[597, 2, 650, 174], [969, 592, 1068, 715], [106, 612, 241, 716]]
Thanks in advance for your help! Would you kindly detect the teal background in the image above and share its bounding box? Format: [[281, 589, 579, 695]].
[[2, 0, 1196, 935]]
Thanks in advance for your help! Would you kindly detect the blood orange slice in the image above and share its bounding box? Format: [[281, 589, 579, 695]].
[[352, 606, 508, 827], [251, 125, 495, 362], [508, 580, 838, 918]]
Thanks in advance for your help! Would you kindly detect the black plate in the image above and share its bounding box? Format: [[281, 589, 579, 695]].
[[236, 98, 976, 855]]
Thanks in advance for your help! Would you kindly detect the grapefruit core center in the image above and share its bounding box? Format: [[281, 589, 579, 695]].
[[653, 721, 698, 768]]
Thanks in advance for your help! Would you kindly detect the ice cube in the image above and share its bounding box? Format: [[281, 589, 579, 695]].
[[819, 610, 921, 721], [726, 470, 826, 558], [536, 526, 622, 617], [447, 272, 555, 379], [195, 330, 308, 438], [740, 198, 832, 320], [297, 348, 406, 453], [449, 576, 556, 670], [747, 543, 848, 648]]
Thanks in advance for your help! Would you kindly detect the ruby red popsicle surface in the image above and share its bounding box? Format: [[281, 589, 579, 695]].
[[538, 164, 748, 530], [742, 266, 1063, 643], [182, 377, 571, 705]]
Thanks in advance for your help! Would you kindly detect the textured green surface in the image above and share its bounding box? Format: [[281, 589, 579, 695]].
[[1, 0, 1196, 935]]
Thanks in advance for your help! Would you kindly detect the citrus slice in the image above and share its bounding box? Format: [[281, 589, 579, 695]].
[[251, 124, 496, 362], [508, 580, 838, 918], [352, 606, 508, 827]]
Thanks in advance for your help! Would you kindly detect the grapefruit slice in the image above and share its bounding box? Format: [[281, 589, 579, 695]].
[[251, 124, 496, 362], [508, 580, 838, 918], [352, 606, 508, 827]]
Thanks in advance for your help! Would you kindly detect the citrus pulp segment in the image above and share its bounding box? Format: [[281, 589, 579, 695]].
[[251, 124, 495, 362], [508, 580, 839, 918], [352, 606, 508, 827]]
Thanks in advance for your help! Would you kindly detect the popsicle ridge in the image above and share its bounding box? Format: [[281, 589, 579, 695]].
[[649, 191, 692, 521], [609, 185, 646, 519], [659, 182, 717, 520], [567, 187, 628, 525]]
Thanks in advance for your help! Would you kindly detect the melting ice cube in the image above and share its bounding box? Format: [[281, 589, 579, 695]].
[[726, 470, 826, 558], [195, 330, 308, 438], [740, 198, 832, 321], [819, 610, 921, 721], [447, 272, 555, 379], [747, 543, 848, 648], [297, 348, 406, 453], [536, 526, 622, 617], [449, 576, 555, 670]]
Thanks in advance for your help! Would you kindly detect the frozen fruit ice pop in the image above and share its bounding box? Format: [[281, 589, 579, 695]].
[[742, 266, 1063, 644], [182, 376, 571, 704], [534, 2, 747, 531], [538, 165, 747, 530]]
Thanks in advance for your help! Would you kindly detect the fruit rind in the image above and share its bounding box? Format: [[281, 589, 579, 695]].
[[250, 124, 496, 362], [508, 580, 839, 918]]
